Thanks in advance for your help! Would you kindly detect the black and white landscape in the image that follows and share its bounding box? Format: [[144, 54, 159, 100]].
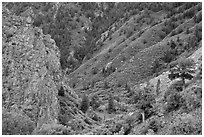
[[2, 2, 202, 135]]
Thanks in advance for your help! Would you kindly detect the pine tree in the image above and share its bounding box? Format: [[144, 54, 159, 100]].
[[80, 94, 89, 113], [125, 83, 134, 97], [151, 58, 160, 75], [90, 95, 100, 110], [156, 79, 161, 95], [168, 58, 195, 89], [107, 94, 115, 114]]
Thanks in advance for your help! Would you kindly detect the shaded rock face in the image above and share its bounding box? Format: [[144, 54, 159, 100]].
[[2, 7, 61, 128]]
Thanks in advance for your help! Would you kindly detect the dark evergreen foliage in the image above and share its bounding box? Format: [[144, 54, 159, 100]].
[[108, 94, 115, 114], [58, 86, 65, 96], [90, 95, 100, 110], [80, 94, 90, 113]]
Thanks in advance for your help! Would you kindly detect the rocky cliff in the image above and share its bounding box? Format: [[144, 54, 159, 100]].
[[2, 7, 96, 135]]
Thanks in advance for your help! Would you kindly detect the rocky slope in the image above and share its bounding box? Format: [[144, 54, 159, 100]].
[[2, 7, 97, 135], [2, 2, 202, 135]]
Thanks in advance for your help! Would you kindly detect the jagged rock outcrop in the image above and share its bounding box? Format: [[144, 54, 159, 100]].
[[2, 7, 99, 134], [2, 7, 61, 130]]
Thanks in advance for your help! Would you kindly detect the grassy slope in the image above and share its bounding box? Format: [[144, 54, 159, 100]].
[[68, 3, 201, 96], [68, 10, 167, 89], [68, 3, 202, 135]]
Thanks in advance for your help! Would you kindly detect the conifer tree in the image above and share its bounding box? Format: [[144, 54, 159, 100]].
[[80, 94, 89, 113], [107, 94, 115, 114], [168, 58, 195, 87], [156, 79, 161, 95], [90, 95, 100, 110]]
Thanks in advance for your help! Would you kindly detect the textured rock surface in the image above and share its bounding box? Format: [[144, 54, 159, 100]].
[[2, 7, 61, 128], [2, 7, 98, 134]]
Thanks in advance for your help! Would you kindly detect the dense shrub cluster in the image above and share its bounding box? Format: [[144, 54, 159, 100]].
[[164, 89, 185, 113], [164, 111, 202, 135], [132, 86, 156, 119]]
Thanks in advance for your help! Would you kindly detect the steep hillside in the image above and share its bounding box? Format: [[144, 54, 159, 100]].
[[68, 2, 201, 91], [2, 7, 99, 135], [2, 2, 202, 135], [67, 3, 202, 135]]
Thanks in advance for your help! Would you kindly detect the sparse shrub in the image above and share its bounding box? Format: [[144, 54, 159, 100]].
[[92, 67, 98, 75], [122, 56, 127, 62], [133, 86, 156, 119], [164, 91, 185, 114], [33, 14, 43, 27], [125, 83, 134, 97], [170, 15, 177, 22], [151, 58, 161, 75], [109, 36, 112, 40], [159, 31, 166, 39], [162, 26, 171, 35], [72, 82, 76, 88], [130, 115, 163, 135], [193, 12, 202, 23], [148, 118, 161, 133], [131, 36, 137, 41], [186, 28, 190, 34], [161, 48, 177, 63], [168, 58, 195, 85], [107, 94, 115, 114], [32, 123, 73, 135], [80, 94, 90, 113], [91, 80, 97, 88], [138, 30, 144, 37], [181, 86, 202, 112], [183, 7, 195, 19], [176, 36, 180, 42], [169, 80, 184, 92], [121, 38, 125, 43], [104, 81, 109, 89], [151, 21, 159, 27], [105, 54, 110, 59], [197, 64, 202, 79], [133, 26, 137, 31], [88, 110, 102, 122], [90, 95, 100, 110], [2, 110, 35, 135], [155, 79, 161, 95], [143, 39, 147, 44], [194, 25, 202, 42], [170, 40, 177, 49], [119, 30, 122, 36], [108, 48, 112, 53], [170, 30, 177, 36], [82, 82, 89, 90], [165, 113, 202, 135], [58, 86, 65, 96], [117, 80, 123, 87], [177, 27, 183, 34], [130, 120, 150, 135], [126, 30, 134, 38]]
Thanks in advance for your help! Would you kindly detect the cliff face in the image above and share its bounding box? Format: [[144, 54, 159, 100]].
[[2, 7, 61, 128], [2, 7, 99, 135]]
